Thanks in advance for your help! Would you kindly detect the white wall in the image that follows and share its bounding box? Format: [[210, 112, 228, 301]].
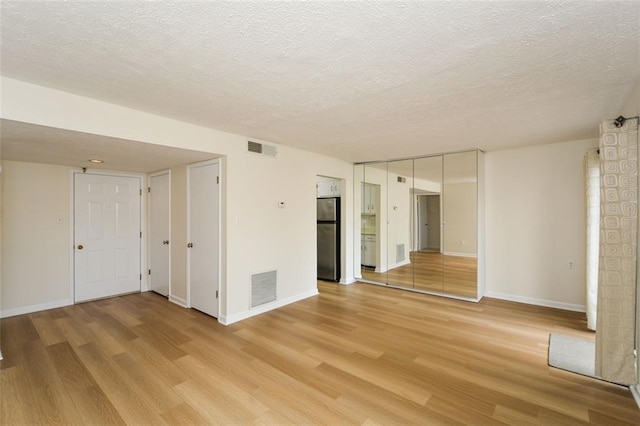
[[0, 77, 354, 323], [485, 138, 598, 311], [386, 171, 412, 268], [1, 161, 72, 316], [621, 80, 640, 118], [443, 182, 477, 256]]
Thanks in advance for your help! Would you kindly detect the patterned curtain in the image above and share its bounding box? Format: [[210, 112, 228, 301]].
[[585, 148, 600, 331], [595, 117, 638, 385]]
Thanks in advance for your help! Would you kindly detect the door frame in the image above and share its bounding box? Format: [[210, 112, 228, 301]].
[[148, 169, 172, 297], [186, 159, 221, 315], [70, 169, 148, 302]]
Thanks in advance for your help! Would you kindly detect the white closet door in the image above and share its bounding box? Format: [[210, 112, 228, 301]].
[[74, 173, 141, 302], [149, 172, 171, 296], [188, 161, 220, 317]]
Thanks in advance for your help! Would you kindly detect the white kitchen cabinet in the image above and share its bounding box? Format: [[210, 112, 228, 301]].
[[361, 234, 376, 267], [317, 180, 341, 198], [362, 183, 378, 215]]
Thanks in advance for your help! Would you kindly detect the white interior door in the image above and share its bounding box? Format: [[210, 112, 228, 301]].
[[188, 161, 220, 317], [74, 173, 141, 302], [427, 195, 441, 251], [149, 172, 171, 296], [418, 195, 429, 251]]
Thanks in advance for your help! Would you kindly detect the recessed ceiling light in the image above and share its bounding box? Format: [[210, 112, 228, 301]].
[[88, 159, 104, 163]]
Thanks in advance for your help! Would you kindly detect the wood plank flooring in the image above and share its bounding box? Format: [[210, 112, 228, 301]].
[[362, 251, 478, 298], [2, 281, 639, 425]]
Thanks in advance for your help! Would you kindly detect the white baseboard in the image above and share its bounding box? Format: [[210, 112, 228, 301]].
[[443, 251, 478, 258], [220, 288, 319, 326], [484, 291, 586, 312], [630, 385, 640, 410], [389, 259, 411, 270], [0, 298, 74, 319], [339, 278, 357, 285], [168, 294, 188, 308]]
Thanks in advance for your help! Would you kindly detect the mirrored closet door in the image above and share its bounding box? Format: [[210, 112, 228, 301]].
[[385, 159, 414, 289], [442, 151, 478, 298], [354, 150, 484, 301], [413, 155, 444, 294]]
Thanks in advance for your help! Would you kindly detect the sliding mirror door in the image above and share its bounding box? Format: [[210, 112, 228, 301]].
[[386, 159, 414, 288], [360, 162, 386, 284], [442, 151, 478, 298], [355, 150, 481, 300], [354, 164, 364, 280], [413, 155, 444, 293]]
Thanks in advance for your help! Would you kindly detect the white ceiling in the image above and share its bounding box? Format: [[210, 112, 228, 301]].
[[0, 120, 216, 173], [1, 1, 639, 166]]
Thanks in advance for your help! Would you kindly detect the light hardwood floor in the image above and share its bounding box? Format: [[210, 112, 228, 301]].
[[362, 251, 478, 298], [2, 282, 639, 425]]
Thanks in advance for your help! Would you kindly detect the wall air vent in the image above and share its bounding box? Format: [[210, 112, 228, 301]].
[[251, 270, 277, 308], [396, 244, 405, 263], [248, 141, 277, 157]]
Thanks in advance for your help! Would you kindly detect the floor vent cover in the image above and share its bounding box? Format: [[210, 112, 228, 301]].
[[396, 244, 405, 263], [251, 270, 277, 308]]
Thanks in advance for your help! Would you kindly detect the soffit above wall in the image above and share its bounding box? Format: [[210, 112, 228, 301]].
[[0, 119, 216, 173]]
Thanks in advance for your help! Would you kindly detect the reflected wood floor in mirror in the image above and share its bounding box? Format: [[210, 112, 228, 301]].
[[2, 282, 639, 425], [361, 251, 478, 298]]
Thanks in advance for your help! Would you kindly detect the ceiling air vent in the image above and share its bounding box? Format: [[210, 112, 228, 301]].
[[248, 141, 277, 157]]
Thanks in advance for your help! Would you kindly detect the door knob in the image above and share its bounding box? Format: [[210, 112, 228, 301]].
[[77, 244, 84, 250], [187, 242, 193, 248]]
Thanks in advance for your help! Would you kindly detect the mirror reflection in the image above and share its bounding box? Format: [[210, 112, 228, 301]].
[[359, 162, 385, 284], [413, 156, 443, 293], [385, 159, 414, 288], [443, 151, 478, 297], [355, 150, 479, 300]]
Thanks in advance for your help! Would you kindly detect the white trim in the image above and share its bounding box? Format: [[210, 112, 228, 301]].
[[169, 294, 188, 308], [339, 277, 357, 285], [630, 385, 640, 410], [0, 298, 73, 319], [389, 258, 412, 269], [443, 251, 478, 258], [484, 291, 586, 312], [148, 169, 172, 297], [220, 288, 319, 325], [0, 350, 3, 361], [373, 258, 412, 274]]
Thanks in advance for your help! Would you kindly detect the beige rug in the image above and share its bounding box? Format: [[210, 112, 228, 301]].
[[548, 333, 597, 378]]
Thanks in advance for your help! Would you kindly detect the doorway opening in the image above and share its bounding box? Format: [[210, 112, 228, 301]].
[[416, 193, 441, 253], [316, 175, 343, 283]]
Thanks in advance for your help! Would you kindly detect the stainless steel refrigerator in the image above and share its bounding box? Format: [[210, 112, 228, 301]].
[[317, 197, 340, 282]]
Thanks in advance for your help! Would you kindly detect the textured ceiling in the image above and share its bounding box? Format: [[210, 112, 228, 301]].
[[1, 1, 639, 164]]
